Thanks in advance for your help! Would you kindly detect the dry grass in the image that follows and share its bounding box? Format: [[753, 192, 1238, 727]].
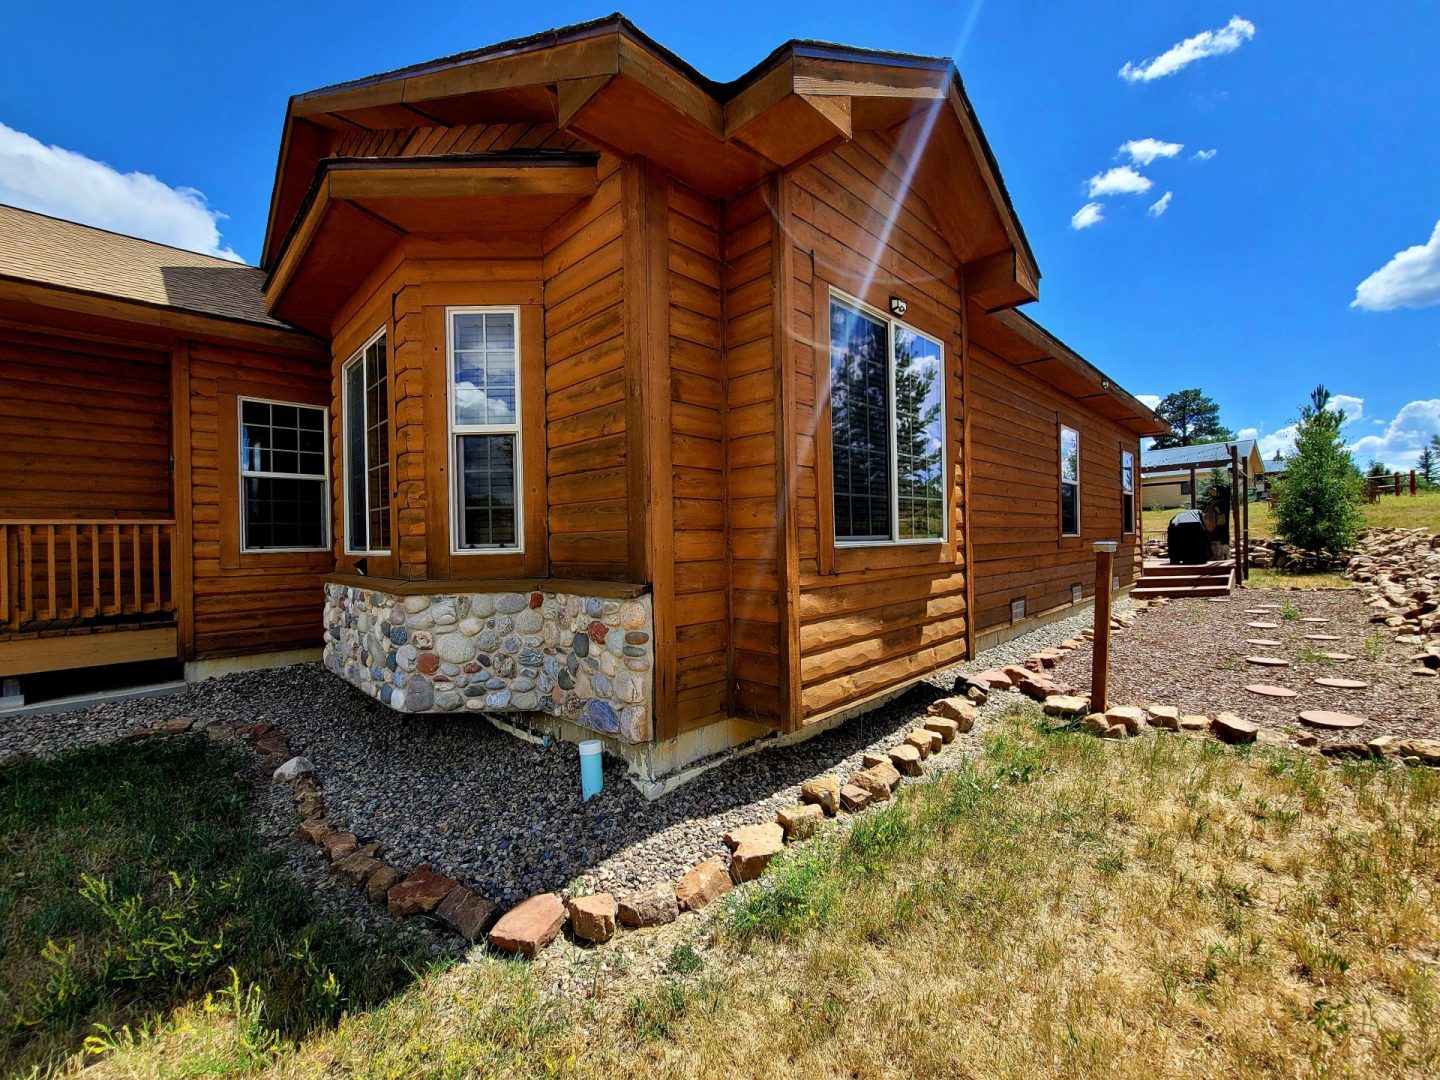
[[69, 705, 1440, 1080], [1246, 567, 1353, 590]]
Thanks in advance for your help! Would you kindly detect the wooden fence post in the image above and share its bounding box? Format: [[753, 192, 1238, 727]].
[[1410, 470, 1418, 496], [1090, 540, 1117, 712], [1394, 473, 1402, 497]]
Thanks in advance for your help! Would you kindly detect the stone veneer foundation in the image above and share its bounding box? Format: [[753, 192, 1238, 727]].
[[323, 582, 653, 743]]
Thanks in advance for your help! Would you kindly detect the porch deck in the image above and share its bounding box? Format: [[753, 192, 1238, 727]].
[[1, 519, 178, 677]]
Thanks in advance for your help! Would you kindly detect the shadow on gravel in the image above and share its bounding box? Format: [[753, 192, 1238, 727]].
[[44, 665, 977, 905]]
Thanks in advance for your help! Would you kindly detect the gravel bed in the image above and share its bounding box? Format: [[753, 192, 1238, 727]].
[[0, 606, 1105, 907], [1063, 591, 1440, 744]]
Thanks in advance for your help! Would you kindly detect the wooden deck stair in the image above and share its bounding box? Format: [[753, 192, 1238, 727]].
[[1131, 560, 1235, 600]]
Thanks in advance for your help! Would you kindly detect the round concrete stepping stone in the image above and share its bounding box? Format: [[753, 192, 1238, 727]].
[[1304, 634, 1342, 641], [1300, 617, 1330, 624], [1246, 656, 1290, 667], [1321, 652, 1356, 661], [1314, 677, 1368, 689], [1298, 710, 1366, 730], [1246, 621, 1280, 630], [1245, 684, 1299, 698], [1245, 638, 1283, 647]]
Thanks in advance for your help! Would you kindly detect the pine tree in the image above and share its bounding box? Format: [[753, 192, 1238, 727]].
[[1274, 385, 1364, 561], [1418, 445, 1438, 485], [1149, 389, 1235, 449]]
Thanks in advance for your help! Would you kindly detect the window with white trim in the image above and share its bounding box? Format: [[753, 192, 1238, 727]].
[[828, 292, 946, 544], [1121, 449, 1135, 534], [1060, 425, 1080, 536], [343, 330, 390, 554], [239, 398, 328, 551], [448, 307, 522, 552]]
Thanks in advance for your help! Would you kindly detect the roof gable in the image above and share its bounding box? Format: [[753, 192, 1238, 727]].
[[260, 14, 1038, 310]]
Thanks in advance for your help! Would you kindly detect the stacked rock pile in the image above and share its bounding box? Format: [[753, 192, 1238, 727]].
[[1346, 527, 1440, 676]]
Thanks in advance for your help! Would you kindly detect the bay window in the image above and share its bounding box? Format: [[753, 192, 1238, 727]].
[[1060, 425, 1080, 536], [448, 307, 522, 552], [829, 292, 946, 545], [343, 329, 390, 554], [239, 398, 328, 551]]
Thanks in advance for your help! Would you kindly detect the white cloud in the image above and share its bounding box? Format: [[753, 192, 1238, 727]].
[[1192, 148, 1218, 162], [1346, 399, 1440, 469], [1239, 397, 1439, 471], [1148, 191, 1173, 217], [1327, 394, 1364, 424], [1119, 138, 1184, 166], [1351, 220, 1440, 311], [1136, 394, 1162, 410], [1087, 166, 1153, 197], [0, 121, 242, 262], [1071, 202, 1104, 230], [1119, 16, 1257, 83]]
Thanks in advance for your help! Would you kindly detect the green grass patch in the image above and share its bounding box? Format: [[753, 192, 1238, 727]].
[[0, 735, 435, 1076]]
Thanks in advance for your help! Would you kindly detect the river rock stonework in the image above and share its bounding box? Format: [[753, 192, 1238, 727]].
[[323, 584, 654, 743]]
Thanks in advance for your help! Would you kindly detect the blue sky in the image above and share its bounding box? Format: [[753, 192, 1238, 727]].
[[3, 1, 1438, 467]]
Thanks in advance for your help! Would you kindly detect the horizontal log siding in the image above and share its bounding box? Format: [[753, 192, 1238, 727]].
[[542, 155, 629, 579], [188, 343, 332, 659], [667, 179, 729, 733], [788, 133, 970, 721], [723, 185, 781, 723], [0, 329, 170, 518], [968, 339, 1142, 635]]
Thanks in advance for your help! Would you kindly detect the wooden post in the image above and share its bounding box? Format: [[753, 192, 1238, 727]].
[[1410, 470, 1418, 496], [1189, 465, 1197, 509], [1090, 540, 1117, 712], [1394, 472, 1402, 497], [1229, 445, 1241, 567], [1241, 468, 1250, 582]]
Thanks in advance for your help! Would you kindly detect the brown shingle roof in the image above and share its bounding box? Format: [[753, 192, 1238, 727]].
[[0, 203, 289, 329]]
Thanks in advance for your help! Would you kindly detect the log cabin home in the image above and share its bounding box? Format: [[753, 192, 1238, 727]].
[[0, 15, 1166, 787]]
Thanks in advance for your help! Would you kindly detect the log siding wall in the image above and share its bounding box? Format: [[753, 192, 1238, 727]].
[[784, 134, 970, 725], [968, 337, 1142, 637]]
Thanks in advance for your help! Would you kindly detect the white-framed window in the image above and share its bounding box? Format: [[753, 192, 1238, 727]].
[[447, 306, 523, 553], [343, 328, 391, 555], [238, 397, 329, 552], [1060, 425, 1080, 537], [1121, 449, 1135, 534], [828, 289, 946, 545]]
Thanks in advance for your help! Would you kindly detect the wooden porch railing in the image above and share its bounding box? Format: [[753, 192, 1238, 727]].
[[1, 519, 177, 631]]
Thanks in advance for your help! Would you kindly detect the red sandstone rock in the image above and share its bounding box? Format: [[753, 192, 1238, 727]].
[[386, 865, 460, 917], [488, 893, 567, 957], [675, 857, 733, 911], [567, 893, 619, 944]]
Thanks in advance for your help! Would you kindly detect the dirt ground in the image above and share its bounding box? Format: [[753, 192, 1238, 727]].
[[1062, 588, 1439, 744]]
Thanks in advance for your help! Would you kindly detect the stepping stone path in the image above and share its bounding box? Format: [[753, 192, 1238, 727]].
[[1245, 638, 1283, 647], [1243, 609, 1271, 614], [1315, 678, 1368, 690], [1322, 652, 1356, 661], [1298, 710, 1367, 730], [1246, 621, 1280, 630], [1304, 634, 1343, 642], [1245, 684, 1299, 698], [1246, 656, 1290, 667], [1300, 618, 1330, 624]]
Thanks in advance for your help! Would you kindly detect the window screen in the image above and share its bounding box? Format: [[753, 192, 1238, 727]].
[[240, 399, 327, 551]]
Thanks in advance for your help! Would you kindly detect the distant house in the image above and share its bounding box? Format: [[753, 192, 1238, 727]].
[[0, 16, 1166, 785], [1141, 440, 1266, 509], [1254, 458, 1286, 499]]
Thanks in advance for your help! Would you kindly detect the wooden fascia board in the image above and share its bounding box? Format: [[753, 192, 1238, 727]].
[[0, 276, 324, 355], [264, 174, 336, 313], [962, 248, 1039, 309], [723, 57, 796, 137], [556, 74, 614, 127], [944, 82, 1039, 291], [993, 310, 1167, 437], [617, 36, 725, 135], [791, 54, 947, 101], [325, 162, 597, 200]]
